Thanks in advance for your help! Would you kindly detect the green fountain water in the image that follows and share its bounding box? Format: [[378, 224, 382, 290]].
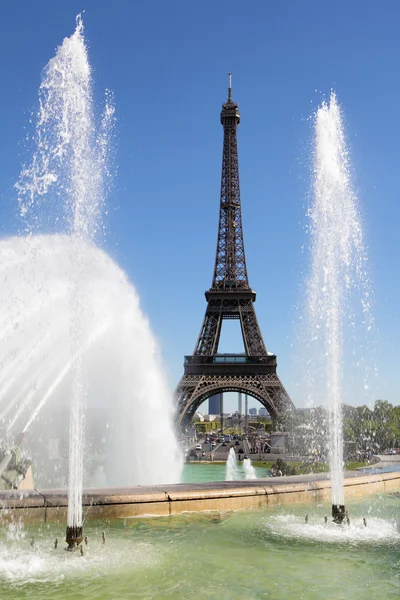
[[1, 494, 399, 599]]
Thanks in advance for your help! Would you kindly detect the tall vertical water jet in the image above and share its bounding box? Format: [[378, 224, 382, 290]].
[[22, 14, 105, 549], [11, 14, 181, 548], [306, 92, 371, 523]]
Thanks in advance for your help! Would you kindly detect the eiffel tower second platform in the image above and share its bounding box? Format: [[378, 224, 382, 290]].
[[175, 77, 294, 427]]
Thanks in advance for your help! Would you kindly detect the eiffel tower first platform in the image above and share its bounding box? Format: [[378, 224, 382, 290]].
[[175, 76, 294, 428]]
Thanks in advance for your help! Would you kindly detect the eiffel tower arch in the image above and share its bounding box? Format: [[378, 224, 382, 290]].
[[175, 76, 294, 428]]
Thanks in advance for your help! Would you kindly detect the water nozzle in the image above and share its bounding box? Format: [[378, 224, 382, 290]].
[[66, 526, 83, 551], [332, 504, 346, 524]]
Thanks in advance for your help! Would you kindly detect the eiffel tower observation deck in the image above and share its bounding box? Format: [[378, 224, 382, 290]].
[[175, 75, 294, 428]]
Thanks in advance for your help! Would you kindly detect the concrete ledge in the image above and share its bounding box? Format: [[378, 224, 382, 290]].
[[0, 471, 399, 523]]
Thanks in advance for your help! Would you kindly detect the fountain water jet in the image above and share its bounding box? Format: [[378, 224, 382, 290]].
[[243, 457, 257, 480], [226, 448, 239, 481], [306, 92, 372, 523], [24, 14, 107, 550], [8, 14, 182, 548]]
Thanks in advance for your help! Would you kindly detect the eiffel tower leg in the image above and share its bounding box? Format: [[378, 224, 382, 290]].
[[261, 381, 293, 430], [239, 300, 267, 356], [175, 374, 208, 428], [194, 309, 222, 356]]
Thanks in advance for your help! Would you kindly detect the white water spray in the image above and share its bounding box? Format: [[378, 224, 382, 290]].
[[306, 92, 372, 507], [0, 235, 182, 486], [243, 457, 257, 480], [226, 448, 239, 481]]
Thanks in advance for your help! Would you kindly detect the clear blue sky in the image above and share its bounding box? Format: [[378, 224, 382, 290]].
[[1, 1, 399, 412]]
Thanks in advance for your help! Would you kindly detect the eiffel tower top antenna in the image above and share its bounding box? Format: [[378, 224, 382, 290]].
[[212, 72, 247, 291]]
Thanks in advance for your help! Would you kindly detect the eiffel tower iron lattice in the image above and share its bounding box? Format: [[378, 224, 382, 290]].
[[175, 76, 294, 427]]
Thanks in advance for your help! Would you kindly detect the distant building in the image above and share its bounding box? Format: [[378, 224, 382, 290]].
[[249, 407, 257, 416], [209, 393, 222, 414], [258, 407, 268, 417]]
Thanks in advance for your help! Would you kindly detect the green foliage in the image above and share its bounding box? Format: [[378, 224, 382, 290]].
[[252, 460, 366, 473], [344, 461, 369, 470], [271, 458, 299, 475], [298, 462, 329, 474], [193, 421, 219, 433], [286, 400, 400, 456], [344, 399, 400, 453]]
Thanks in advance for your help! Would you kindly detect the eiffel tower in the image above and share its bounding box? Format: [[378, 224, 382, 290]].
[[175, 76, 294, 427]]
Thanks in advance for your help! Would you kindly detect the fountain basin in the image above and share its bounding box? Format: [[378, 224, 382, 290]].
[[1, 493, 400, 600], [1, 471, 399, 523]]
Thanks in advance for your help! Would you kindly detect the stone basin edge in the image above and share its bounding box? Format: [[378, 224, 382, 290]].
[[0, 471, 398, 521]]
